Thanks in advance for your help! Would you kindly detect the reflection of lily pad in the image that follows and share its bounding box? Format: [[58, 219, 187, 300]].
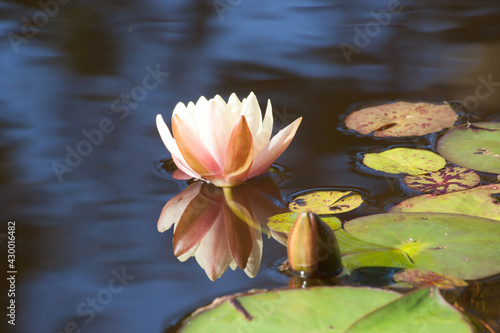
[[437, 122, 500, 174], [268, 212, 342, 233], [363, 148, 446, 175], [390, 184, 500, 221], [393, 269, 468, 290], [289, 190, 363, 214], [345, 101, 457, 137], [178, 286, 472, 333], [403, 166, 480, 194], [344, 212, 500, 280]]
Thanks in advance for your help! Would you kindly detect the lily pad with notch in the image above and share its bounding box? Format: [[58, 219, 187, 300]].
[[402, 166, 480, 195], [390, 184, 500, 221], [343, 212, 500, 280]]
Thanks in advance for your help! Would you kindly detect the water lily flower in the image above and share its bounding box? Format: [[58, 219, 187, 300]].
[[287, 212, 343, 277], [156, 92, 302, 187], [158, 179, 288, 280]]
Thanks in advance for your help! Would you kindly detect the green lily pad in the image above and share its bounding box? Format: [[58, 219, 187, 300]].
[[437, 122, 500, 174], [403, 166, 480, 195], [335, 229, 415, 271], [343, 212, 500, 280], [363, 148, 446, 175], [177, 286, 472, 333], [289, 190, 363, 214], [268, 212, 342, 233], [389, 184, 500, 221], [393, 269, 468, 290], [345, 101, 457, 137], [346, 287, 473, 332]]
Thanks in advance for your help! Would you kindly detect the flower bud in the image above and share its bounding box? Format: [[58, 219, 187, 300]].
[[287, 212, 343, 277]]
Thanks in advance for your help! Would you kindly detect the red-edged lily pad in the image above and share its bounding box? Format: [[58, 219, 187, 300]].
[[393, 269, 468, 290], [403, 166, 480, 195], [345, 101, 457, 137], [390, 184, 500, 221]]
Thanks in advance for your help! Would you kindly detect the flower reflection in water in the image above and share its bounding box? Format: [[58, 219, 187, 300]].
[[158, 177, 288, 280]]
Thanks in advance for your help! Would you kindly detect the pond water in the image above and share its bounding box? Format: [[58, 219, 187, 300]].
[[2, 0, 500, 332]]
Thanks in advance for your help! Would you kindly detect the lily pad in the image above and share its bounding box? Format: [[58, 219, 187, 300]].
[[335, 229, 415, 271], [437, 122, 500, 174], [343, 212, 500, 280], [393, 269, 468, 290], [268, 212, 342, 233], [289, 190, 363, 214], [345, 101, 457, 137], [363, 148, 446, 175], [346, 287, 473, 332], [403, 166, 480, 194], [177, 286, 473, 333], [389, 184, 500, 221]]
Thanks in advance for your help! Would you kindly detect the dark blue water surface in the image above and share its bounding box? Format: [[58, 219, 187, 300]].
[[2, 0, 500, 332]]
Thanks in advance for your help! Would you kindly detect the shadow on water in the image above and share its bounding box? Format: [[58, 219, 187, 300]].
[[1, 0, 500, 332]]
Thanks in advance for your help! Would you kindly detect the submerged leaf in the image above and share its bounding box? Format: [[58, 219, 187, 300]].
[[363, 148, 446, 175], [393, 269, 468, 289], [345, 101, 457, 137], [402, 166, 480, 194], [390, 184, 500, 221], [289, 190, 363, 214], [437, 122, 500, 174]]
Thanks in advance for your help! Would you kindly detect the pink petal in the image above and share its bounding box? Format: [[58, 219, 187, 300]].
[[172, 168, 195, 180], [156, 114, 200, 178], [196, 100, 237, 168], [172, 156, 200, 180], [172, 115, 222, 178], [223, 199, 253, 270], [247, 117, 302, 179], [172, 188, 222, 257], [195, 214, 233, 280], [222, 116, 255, 186], [157, 182, 202, 232]]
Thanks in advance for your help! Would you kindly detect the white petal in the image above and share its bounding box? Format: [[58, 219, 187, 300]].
[[177, 243, 199, 262], [193, 96, 210, 133], [156, 114, 183, 159], [244, 230, 263, 278], [227, 93, 242, 117], [196, 100, 235, 167], [173, 102, 196, 132], [157, 182, 202, 232], [254, 99, 274, 153], [240, 92, 262, 139]]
